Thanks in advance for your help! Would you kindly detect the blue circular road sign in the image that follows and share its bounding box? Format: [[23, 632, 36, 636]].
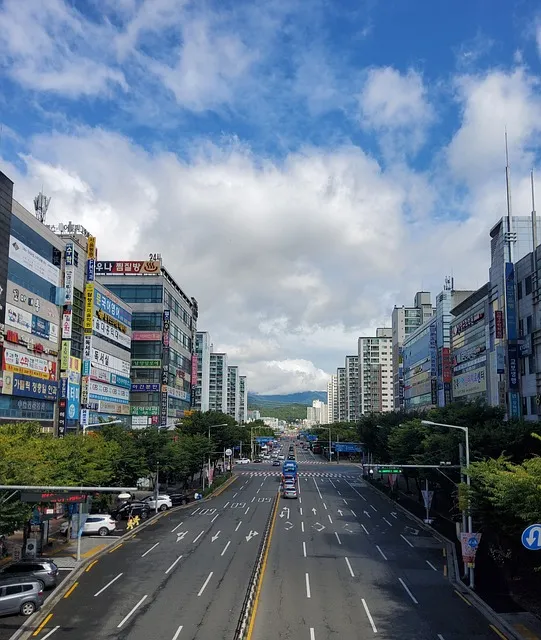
[[521, 524, 541, 550], [468, 537, 479, 549]]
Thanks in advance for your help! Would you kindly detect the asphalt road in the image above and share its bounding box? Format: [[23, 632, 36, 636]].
[[24, 474, 277, 640], [251, 447, 509, 640]]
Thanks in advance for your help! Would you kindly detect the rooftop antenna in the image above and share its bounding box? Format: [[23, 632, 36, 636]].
[[531, 170, 537, 252], [33, 191, 51, 224], [504, 129, 515, 263]]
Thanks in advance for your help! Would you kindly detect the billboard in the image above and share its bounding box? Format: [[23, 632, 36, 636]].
[[92, 316, 131, 349], [64, 266, 74, 306], [132, 331, 161, 341], [505, 263, 518, 340], [88, 380, 130, 404], [94, 289, 131, 327], [84, 284, 94, 333], [3, 348, 57, 381], [8, 283, 59, 323], [86, 259, 95, 282], [6, 303, 58, 344], [9, 236, 60, 287], [95, 260, 161, 276], [131, 383, 160, 392], [62, 311, 72, 339], [452, 367, 487, 398], [66, 356, 81, 420], [441, 348, 452, 383], [87, 236, 96, 260], [191, 354, 198, 386], [90, 365, 130, 389], [89, 347, 130, 377], [1, 372, 58, 401]]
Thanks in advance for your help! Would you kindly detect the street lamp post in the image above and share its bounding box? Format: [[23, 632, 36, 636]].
[[205, 424, 228, 490], [82, 419, 122, 435], [421, 420, 474, 588]]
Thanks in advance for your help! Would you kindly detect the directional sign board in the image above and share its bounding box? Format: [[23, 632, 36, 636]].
[[521, 524, 541, 550], [378, 468, 402, 474]]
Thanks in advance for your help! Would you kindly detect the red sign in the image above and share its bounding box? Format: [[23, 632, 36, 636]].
[[442, 348, 452, 383], [191, 354, 198, 386], [95, 260, 161, 276], [132, 331, 161, 341], [495, 310, 504, 339]]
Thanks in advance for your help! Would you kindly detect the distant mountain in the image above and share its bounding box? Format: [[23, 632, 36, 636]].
[[248, 391, 327, 408]]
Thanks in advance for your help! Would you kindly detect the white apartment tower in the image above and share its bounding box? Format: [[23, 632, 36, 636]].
[[239, 375, 248, 424], [345, 355, 359, 422], [194, 331, 211, 412], [327, 374, 338, 423], [209, 352, 228, 413], [307, 399, 327, 424], [227, 365, 240, 422], [391, 292, 435, 411], [337, 367, 347, 422], [358, 328, 394, 414]]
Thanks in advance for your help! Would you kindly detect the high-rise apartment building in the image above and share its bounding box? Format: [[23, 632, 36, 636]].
[[307, 399, 327, 424], [327, 374, 338, 423], [345, 355, 359, 422], [392, 292, 434, 411], [194, 331, 211, 412], [337, 367, 347, 421], [358, 328, 393, 414], [209, 352, 228, 413], [227, 365, 240, 422], [239, 375, 247, 423]]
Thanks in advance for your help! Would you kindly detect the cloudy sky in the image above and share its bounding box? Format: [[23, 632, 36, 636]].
[[1, 0, 541, 394]]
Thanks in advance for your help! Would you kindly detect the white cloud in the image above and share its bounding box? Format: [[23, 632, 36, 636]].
[[241, 360, 330, 395]]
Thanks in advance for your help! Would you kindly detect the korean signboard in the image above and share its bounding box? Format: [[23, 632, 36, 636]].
[[132, 331, 161, 341], [1, 372, 58, 401], [131, 406, 159, 416], [97, 400, 130, 416], [57, 399, 67, 437], [62, 311, 72, 339], [160, 390, 168, 426], [3, 348, 57, 381], [86, 259, 95, 282], [87, 236, 96, 260], [8, 284, 58, 323], [132, 359, 161, 368], [65, 242, 74, 266], [505, 263, 518, 340], [95, 260, 161, 276], [452, 311, 485, 337], [452, 367, 487, 398], [93, 316, 131, 349], [429, 324, 437, 376], [191, 354, 198, 386], [131, 383, 160, 392], [89, 380, 130, 404], [508, 343, 519, 391], [94, 289, 131, 327], [9, 236, 61, 288], [441, 348, 452, 384], [67, 378, 80, 420], [90, 347, 131, 377], [167, 386, 190, 402], [496, 345, 505, 374], [6, 303, 58, 344], [84, 284, 94, 333], [81, 376, 89, 406], [64, 266, 74, 305], [61, 340, 70, 370], [495, 310, 504, 340], [89, 365, 130, 389]]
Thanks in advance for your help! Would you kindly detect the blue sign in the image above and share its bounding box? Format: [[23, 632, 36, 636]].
[[60, 377, 68, 399], [131, 383, 160, 392], [94, 289, 131, 327], [468, 537, 479, 549], [334, 443, 363, 453], [306, 434, 318, 441], [509, 391, 521, 419], [65, 243, 74, 266], [67, 381, 80, 420], [521, 524, 541, 550], [505, 262, 518, 340], [10, 374, 58, 401], [86, 259, 95, 282], [508, 344, 519, 391], [256, 436, 273, 444]]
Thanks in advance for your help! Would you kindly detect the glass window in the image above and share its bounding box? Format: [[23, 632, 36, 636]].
[[106, 284, 163, 304], [525, 276, 532, 296], [8, 259, 59, 303], [527, 315, 533, 334], [132, 313, 162, 331], [5, 585, 23, 595], [11, 216, 61, 265], [518, 281, 523, 300], [131, 342, 162, 358]]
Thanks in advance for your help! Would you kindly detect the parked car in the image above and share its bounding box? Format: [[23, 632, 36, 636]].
[[169, 490, 195, 506], [60, 514, 117, 537], [142, 495, 172, 512], [110, 501, 151, 521], [0, 578, 44, 617], [0, 559, 58, 590], [236, 458, 251, 464]]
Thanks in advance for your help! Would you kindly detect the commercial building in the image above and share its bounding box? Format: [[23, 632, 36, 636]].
[[1, 190, 64, 432], [209, 352, 228, 413], [345, 355, 359, 422], [98, 259, 198, 428], [239, 375, 247, 424], [327, 374, 338, 423], [227, 365, 240, 422], [450, 284, 490, 405], [194, 331, 211, 412], [392, 292, 434, 411], [358, 328, 393, 414], [337, 367, 347, 421]]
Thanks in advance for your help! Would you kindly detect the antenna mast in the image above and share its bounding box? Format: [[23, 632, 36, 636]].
[[33, 192, 51, 224], [504, 130, 515, 263]]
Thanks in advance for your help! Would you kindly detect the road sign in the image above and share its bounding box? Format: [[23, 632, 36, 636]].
[[521, 524, 541, 550], [378, 468, 402, 474], [421, 490, 434, 510], [225, 448, 232, 457], [460, 532, 482, 565], [468, 536, 479, 549]]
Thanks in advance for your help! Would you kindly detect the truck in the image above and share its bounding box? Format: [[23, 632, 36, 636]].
[[281, 460, 298, 484]]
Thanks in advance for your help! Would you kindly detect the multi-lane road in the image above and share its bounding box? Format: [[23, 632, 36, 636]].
[[27, 440, 509, 639]]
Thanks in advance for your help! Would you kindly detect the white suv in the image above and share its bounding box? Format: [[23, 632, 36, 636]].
[[143, 495, 173, 511], [60, 514, 117, 537]]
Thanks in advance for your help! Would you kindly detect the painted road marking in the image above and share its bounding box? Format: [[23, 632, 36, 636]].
[[224, 502, 230, 509], [300, 507, 303, 515], [400, 534, 414, 548], [165, 556, 183, 574], [235, 521, 242, 531], [171, 522, 184, 533], [94, 573, 123, 597], [301, 522, 305, 533], [198, 572, 213, 596], [334, 532, 342, 545], [362, 599, 377, 633], [299, 497, 302, 504], [345, 480, 367, 501], [63, 583, 78, 599], [191, 508, 201, 515], [437, 635, 445, 640], [328, 515, 333, 523], [221, 541, 231, 556], [211, 513, 220, 523], [345, 557, 355, 577], [454, 590, 472, 606], [376, 545, 387, 560], [370, 505, 377, 512], [193, 530, 205, 543], [303, 541, 307, 557], [141, 542, 160, 557], [172, 626, 184, 640], [85, 560, 98, 573], [305, 572, 311, 598], [117, 594, 148, 628], [426, 560, 438, 571], [310, 629, 316, 640], [399, 578, 418, 604], [351, 509, 357, 517], [489, 624, 509, 639], [313, 478, 323, 499], [245, 507, 250, 514], [252, 496, 256, 502], [232, 493, 238, 498], [323, 503, 327, 510], [109, 543, 123, 553], [361, 524, 369, 535], [41, 628, 60, 640], [383, 517, 393, 527]]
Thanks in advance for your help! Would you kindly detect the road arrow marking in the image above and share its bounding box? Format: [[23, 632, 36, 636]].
[[284, 521, 294, 530], [312, 508, 317, 515], [279, 507, 290, 519], [176, 531, 187, 542], [337, 509, 343, 516], [313, 522, 325, 532], [211, 531, 221, 542], [363, 510, 371, 518], [246, 530, 259, 542]]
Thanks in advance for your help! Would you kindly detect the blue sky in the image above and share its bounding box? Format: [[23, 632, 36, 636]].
[[1, 0, 541, 392]]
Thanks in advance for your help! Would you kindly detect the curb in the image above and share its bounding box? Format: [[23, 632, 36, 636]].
[[363, 479, 525, 640], [19, 478, 238, 640]]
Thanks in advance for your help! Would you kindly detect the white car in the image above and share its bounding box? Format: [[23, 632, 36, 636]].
[[143, 495, 172, 511], [278, 454, 285, 460], [236, 458, 251, 464], [60, 514, 117, 537]]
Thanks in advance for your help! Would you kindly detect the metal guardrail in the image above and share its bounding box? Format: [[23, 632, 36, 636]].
[[234, 492, 279, 640]]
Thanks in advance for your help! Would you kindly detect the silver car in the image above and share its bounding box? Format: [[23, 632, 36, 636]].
[[0, 559, 58, 589], [0, 578, 44, 617]]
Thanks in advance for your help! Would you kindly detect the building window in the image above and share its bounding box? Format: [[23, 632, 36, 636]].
[[106, 284, 163, 304], [522, 396, 528, 416], [132, 312, 163, 331], [527, 315, 533, 334], [518, 282, 523, 300], [8, 260, 59, 303], [528, 352, 536, 375], [131, 341, 162, 358], [519, 319, 524, 337], [525, 276, 532, 296]]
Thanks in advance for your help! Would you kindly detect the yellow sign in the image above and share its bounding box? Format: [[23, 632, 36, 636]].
[[61, 340, 70, 370], [87, 236, 96, 259], [68, 356, 81, 373], [84, 283, 94, 333]]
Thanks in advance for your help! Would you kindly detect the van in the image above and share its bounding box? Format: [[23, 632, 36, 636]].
[[0, 578, 44, 617]]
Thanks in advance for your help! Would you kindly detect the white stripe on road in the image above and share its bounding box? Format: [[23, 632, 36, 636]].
[[299, 497, 302, 504], [342, 498, 348, 505], [245, 507, 250, 514], [41, 628, 60, 640], [303, 541, 307, 557], [171, 522, 184, 533], [193, 530, 205, 543], [313, 478, 323, 499], [94, 573, 123, 597], [335, 532, 342, 545], [221, 541, 231, 556], [117, 594, 148, 628], [437, 635, 445, 640], [398, 578, 419, 604], [323, 503, 327, 510], [345, 480, 367, 501], [301, 522, 305, 533], [305, 572, 311, 598], [362, 599, 377, 633], [198, 572, 213, 597], [310, 628, 316, 640], [400, 534, 414, 548], [370, 505, 377, 512], [191, 508, 201, 515], [426, 560, 438, 571], [376, 545, 387, 560], [337, 491, 341, 496], [383, 517, 393, 527], [165, 555, 183, 574], [252, 496, 256, 502], [345, 557, 355, 577], [329, 479, 336, 488], [391, 512, 398, 519], [235, 521, 242, 531], [300, 507, 303, 515], [256, 489, 260, 494], [351, 509, 357, 517], [172, 625, 184, 640], [232, 493, 238, 498], [211, 513, 220, 523], [223, 502, 230, 509], [328, 515, 333, 523]]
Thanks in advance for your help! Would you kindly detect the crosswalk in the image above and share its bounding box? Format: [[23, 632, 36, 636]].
[[236, 471, 359, 478], [258, 460, 331, 465]]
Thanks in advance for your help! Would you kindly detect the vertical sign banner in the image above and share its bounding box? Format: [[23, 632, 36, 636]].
[[64, 266, 74, 305], [161, 310, 171, 426], [191, 354, 198, 386], [495, 310, 504, 340], [61, 340, 70, 371], [441, 348, 452, 383], [84, 283, 94, 334], [65, 243, 74, 266], [505, 263, 518, 341], [508, 343, 520, 391], [58, 399, 67, 438], [87, 236, 96, 260], [62, 311, 72, 339], [82, 335, 92, 376], [86, 259, 95, 282]]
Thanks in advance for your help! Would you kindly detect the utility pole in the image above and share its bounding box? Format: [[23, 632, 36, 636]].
[[155, 462, 159, 515]]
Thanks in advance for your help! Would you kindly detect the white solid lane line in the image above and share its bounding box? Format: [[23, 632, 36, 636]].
[[375, 545, 388, 560], [361, 524, 369, 535], [362, 599, 378, 633], [94, 573, 123, 597], [198, 572, 214, 597], [171, 522, 184, 533], [310, 628, 316, 640], [193, 530, 205, 543], [165, 555, 183, 574], [345, 557, 355, 577], [172, 625, 184, 640], [224, 502, 230, 509], [398, 578, 419, 604], [141, 542, 160, 557], [342, 498, 348, 505], [305, 572, 311, 598], [426, 560, 438, 571], [370, 505, 377, 512], [303, 541, 307, 557], [400, 534, 414, 548], [235, 521, 242, 531], [328, 515, 333, 523], [313, 478, 323, 499], [345, 480, 367, 501], [383, 517, 393, 527], [41, 627, 60, 640], [221, 541, 231, 556], [334, 532, 342, 545], [117, 595, 148, 628]]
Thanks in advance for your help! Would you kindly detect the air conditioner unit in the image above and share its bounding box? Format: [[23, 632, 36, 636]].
[[25, 539, 38, 558]]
